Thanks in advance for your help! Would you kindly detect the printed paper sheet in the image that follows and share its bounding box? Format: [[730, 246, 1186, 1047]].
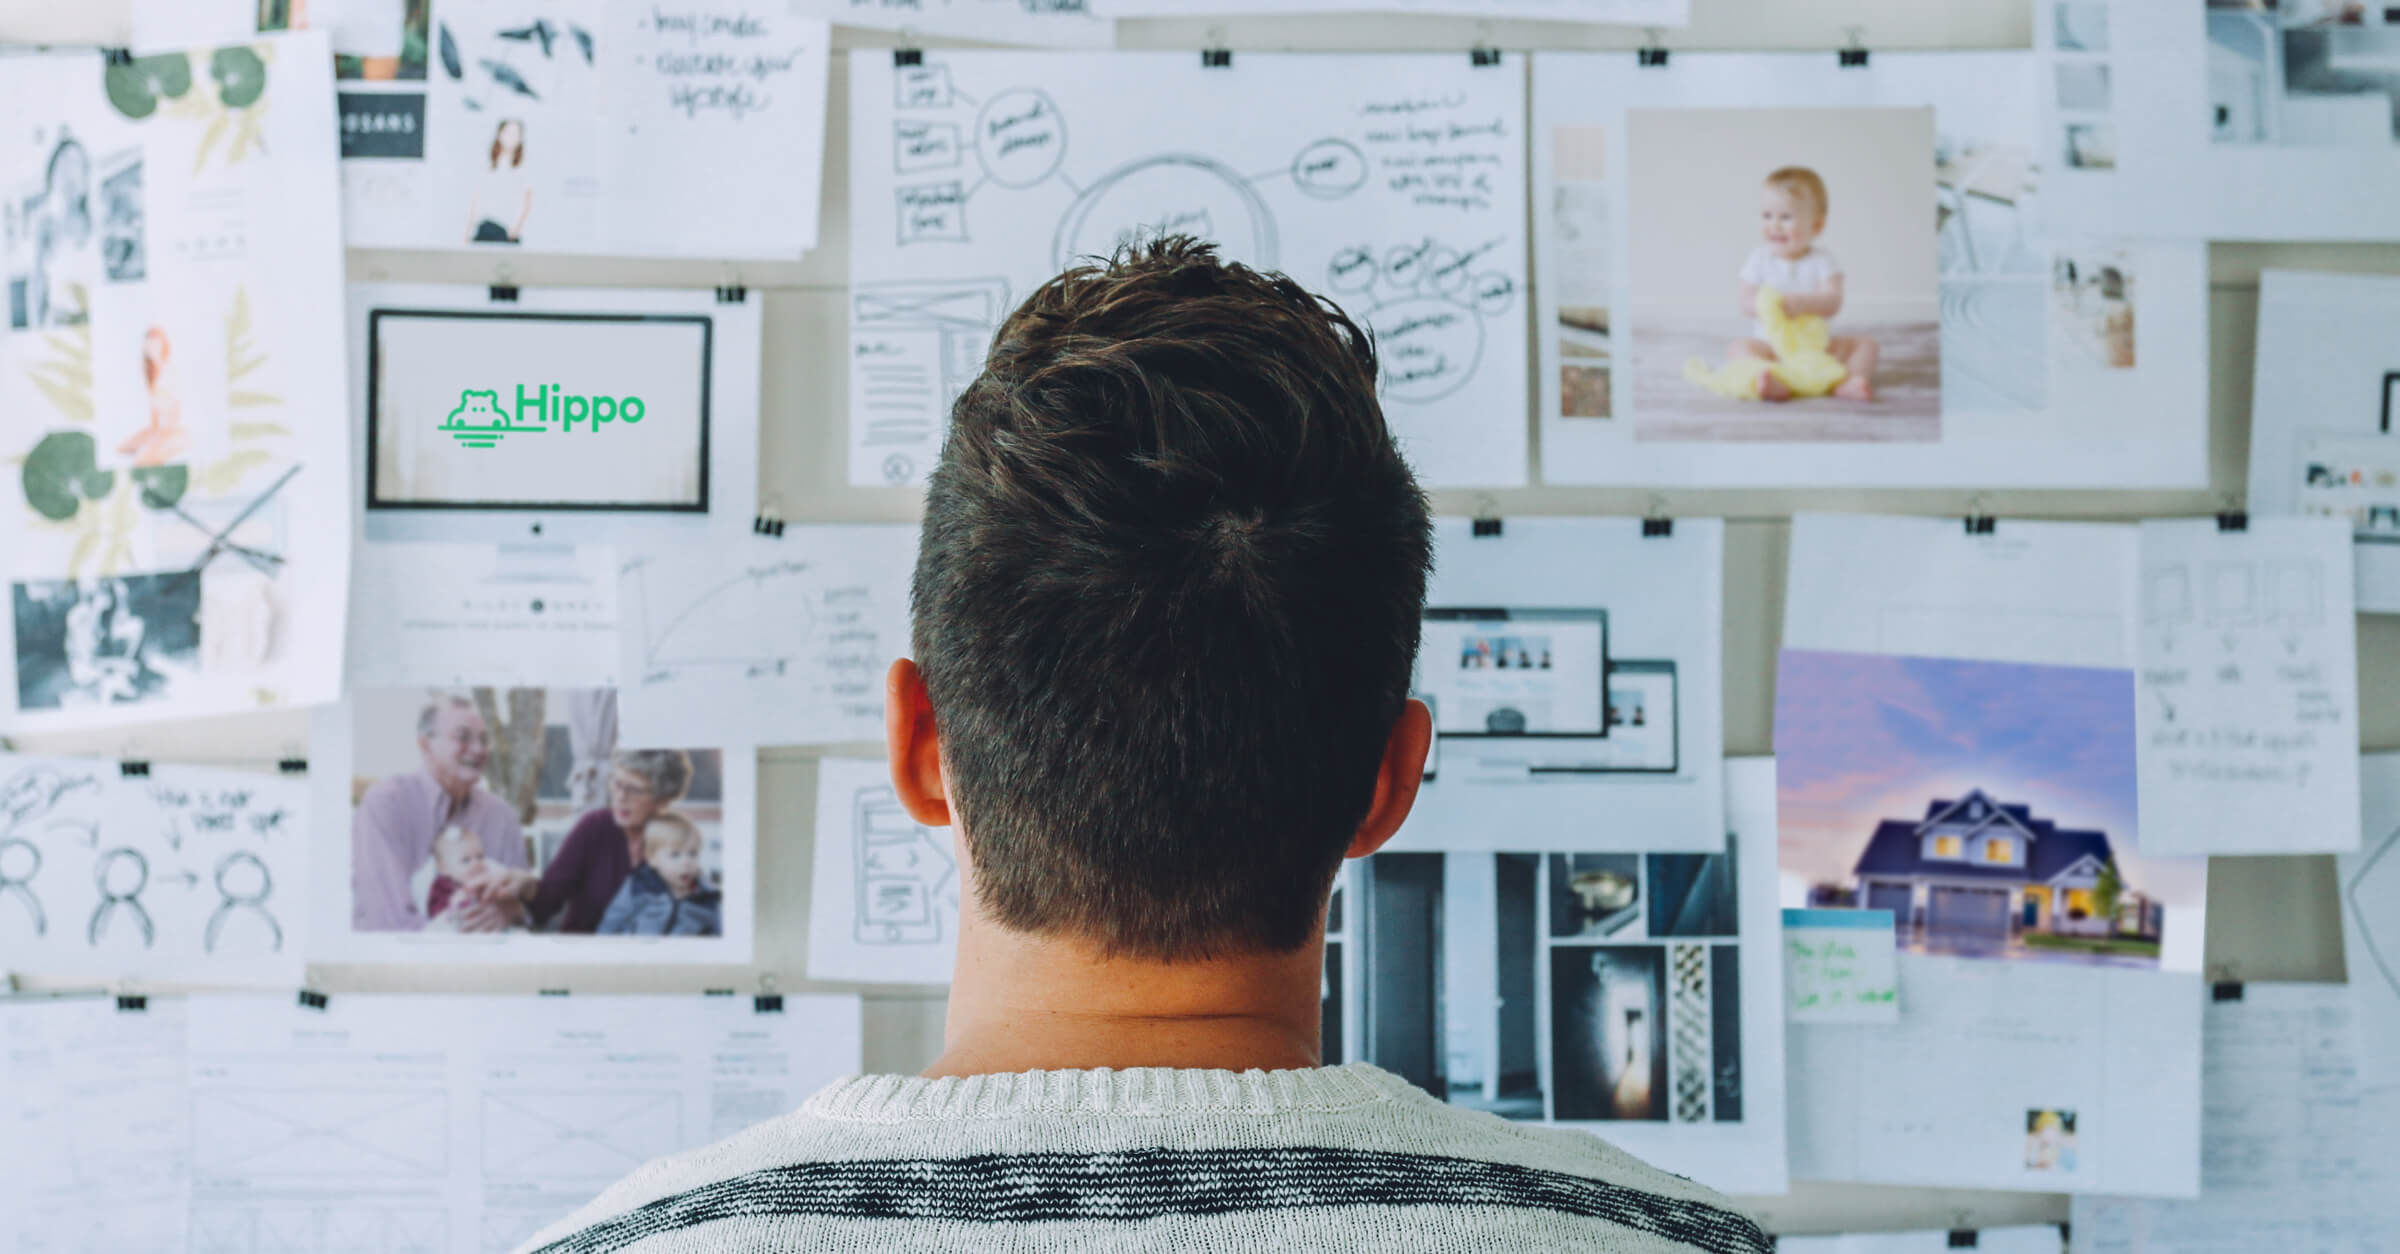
[[795, 0, 1112, 44], [1090, 0, 1689, 23], [616, 527, 917, 749], [1390, 517, 1725, 853], [2245, 270, 2400, 614], [0, 996, 191, 1254], [309, 688, 757, 964], [134, 1, 834, 258], [2339, 753, 2400, 1088], [187, 993, 863, 1254], [2071, 984, 2400, 1252], [0, 754, 307, 986], [1531, 51, 2208, 488], [2040, 0, 2400, 241], [847, 50, 1530, 488], [808, 756, 961, 985], [0, 36, 351, 733], [2134, 517, 2359, 856], [1325, 758, 1787, 1195]]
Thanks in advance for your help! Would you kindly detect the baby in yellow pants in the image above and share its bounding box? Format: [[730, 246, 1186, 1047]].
[[1689, 166, 1879, 403]]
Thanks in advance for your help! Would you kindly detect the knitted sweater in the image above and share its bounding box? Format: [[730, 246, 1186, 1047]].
[[515, 1063, 1771, 1254]]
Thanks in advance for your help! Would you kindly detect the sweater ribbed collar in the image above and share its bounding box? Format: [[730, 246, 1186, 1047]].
[[805, 1062, 1416, 1123]]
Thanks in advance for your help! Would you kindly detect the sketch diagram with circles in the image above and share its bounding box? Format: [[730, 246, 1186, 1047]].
[[854, 55, 1531, 488]]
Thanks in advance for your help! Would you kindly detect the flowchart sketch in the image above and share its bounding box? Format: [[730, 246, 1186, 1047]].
[[849, 50, 1531, 489], [0, 753, 305, 986], [2135, 518, 2359, 856], [810, 757, 961, 984], [616, 526, 917, 748]]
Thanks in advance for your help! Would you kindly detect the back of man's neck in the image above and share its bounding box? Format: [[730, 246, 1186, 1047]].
[[924, 918, 1327, 1079]]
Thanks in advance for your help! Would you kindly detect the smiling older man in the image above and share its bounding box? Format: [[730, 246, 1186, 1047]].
[[352, 694, 529, 932]]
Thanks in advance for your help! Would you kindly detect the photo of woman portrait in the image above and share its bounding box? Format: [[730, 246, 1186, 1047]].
[[467, 119, 531, 245]]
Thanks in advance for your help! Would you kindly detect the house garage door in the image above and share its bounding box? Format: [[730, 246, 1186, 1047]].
[[1928, 887, 2010, 945], [1865, 883, 1912, 927]]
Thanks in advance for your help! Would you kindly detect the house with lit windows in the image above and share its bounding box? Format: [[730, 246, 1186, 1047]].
[[1843, 790, 2156, 950]]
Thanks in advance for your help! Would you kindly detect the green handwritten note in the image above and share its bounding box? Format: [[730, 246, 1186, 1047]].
[[1783, 908, 1900, 1023]]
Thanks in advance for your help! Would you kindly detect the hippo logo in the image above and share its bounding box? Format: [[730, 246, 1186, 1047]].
[[439, 384, 646, 450]]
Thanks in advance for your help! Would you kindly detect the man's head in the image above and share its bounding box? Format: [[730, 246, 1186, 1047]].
[[417, 696, 490, 798], [891, 236, 1433, 962], [1760, 166, 1828, 259]]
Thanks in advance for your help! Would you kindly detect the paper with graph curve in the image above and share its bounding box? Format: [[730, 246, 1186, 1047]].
[[614, 526, 918, 748]]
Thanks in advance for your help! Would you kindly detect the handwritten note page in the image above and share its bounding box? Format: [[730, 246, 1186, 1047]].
[[1784, 908, 1899, 1023], [187, 993, 864, 1254], [2135, 518, 2360, 855], [0, 997, 192, 1254], [615, 527, 916, 748], [848, 51, 1530, 489], [793, 0, 1113, 45], [809, 757, 960, 985], [0, 755, 306, 986], [2071, 984, 2400, 1253]]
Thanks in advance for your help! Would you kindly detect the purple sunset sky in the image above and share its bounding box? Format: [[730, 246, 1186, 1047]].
[[1774, 649, 2203, 907]]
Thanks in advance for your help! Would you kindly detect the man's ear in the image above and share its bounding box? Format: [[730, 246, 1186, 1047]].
[[884, 658, 951, 827], [1345, 697, 1432, 859]]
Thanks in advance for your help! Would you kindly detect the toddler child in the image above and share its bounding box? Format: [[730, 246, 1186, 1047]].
[[1712, 165, 1879, 403], [597, 813, 721, 937], [420, 824, 487, 932]]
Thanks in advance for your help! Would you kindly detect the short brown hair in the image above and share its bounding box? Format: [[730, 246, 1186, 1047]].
[[912, 236, 1431, 960], [643, 813, 703, 857], [1764, 166, 1827, 220]]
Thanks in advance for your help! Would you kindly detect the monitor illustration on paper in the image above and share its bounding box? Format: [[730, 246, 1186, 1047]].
[[364, 306, 715, 544], [1416, 607, 1680, 779]]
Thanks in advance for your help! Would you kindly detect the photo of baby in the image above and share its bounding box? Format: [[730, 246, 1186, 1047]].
[[2051, 250, 2138, 370], [2025, 1107, 2078, 1171], [1626, 108, 1942, 443]]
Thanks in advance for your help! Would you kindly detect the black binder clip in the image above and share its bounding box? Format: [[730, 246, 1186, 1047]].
[[297, 988, 330, 1011], [101, 47, 134, 67], [1471, 517, 1503, 538], [1963, 514, 1995, 536], [893, 48, 923, 67], [2216, 510, 2249, 533], [116, 993, 148, 1012], [753, 504, 785, 538], [1471, 47, 1502, 68], [1839, 27, 1870, 67], [487, 284, 520, 303], [755, 975, 784, 1014], [277, 757, 308, 775], [715, 284, 747, 304], [2213, 980, 2245, 1002], [1643, 517, 1674, 538], [1637, 46, 1669, 67], [1946, 1233, 1979, 1250], [1201, 48, 1232, 68], [120, 760, 151, 778]]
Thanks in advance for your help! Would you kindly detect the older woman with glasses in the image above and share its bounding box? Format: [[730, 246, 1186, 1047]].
[[480, 747, 693, 933]]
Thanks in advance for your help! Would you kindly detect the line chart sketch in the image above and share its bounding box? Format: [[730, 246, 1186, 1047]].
[[0, 754, 303, 984], [849, 50, 1530, 489], [615, 527, 917, 748], [811, 757, 962, 984], [482, 1090, 685, 1178]]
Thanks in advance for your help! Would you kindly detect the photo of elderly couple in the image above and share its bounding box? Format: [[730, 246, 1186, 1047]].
[[349, 686, 728, 939]]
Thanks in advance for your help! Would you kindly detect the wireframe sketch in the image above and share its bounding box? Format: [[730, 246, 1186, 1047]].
[[2345, 818, 2400, 1015], [196, 1088, 450, 1178], [190, 1204, 447, 1254], [854, 784, 958, 945], [482, 1090, 683, 1177], [10, 572, 202, 712], [2206, 0, 2400, 149], [853, 52, 1530, 487]]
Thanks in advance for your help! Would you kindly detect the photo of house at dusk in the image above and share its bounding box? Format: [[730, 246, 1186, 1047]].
[[1773, 648, 2205, 970]]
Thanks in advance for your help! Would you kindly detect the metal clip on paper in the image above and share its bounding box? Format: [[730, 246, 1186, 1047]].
[[102, 47, 134, 67], [893, 48, 923, 67], [1471, 47, 1502, 68], [1642, 496, 1673, 538], [1637, 30, 1668, 67], [1945, 1232, 1979, 1250], [297, 988, 330, 1011], [2217, 510, 2249, 533], [116, 993, 148, 1012], [1839, 28, 1870, 68], [716, 279, 748, 304], [120, 759, 151, 778], [754, 502, 785, 538], [755, 974, 785, 1014], [277, 757, 307, 775], [1202, 48, 1232, 68]]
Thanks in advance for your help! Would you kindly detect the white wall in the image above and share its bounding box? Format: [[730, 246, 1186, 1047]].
[[5, 0, 2390, 1236]]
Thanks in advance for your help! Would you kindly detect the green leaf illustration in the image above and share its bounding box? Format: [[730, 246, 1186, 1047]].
[[22, 431, 114, 522], [132, 464, 189, 510], [211, 46, 267, 108], [103, 52, 192, 119]]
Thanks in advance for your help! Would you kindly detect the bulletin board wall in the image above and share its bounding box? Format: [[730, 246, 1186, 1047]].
[[6, 0, 2394, 1235]]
